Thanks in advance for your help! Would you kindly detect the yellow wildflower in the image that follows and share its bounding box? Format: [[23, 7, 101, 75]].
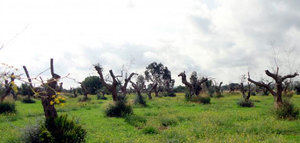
[[55, 98, 60, 104], [50, 101, 54, 105]]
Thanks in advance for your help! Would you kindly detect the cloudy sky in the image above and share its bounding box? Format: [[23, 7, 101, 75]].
[[1, 0, 300, 88]]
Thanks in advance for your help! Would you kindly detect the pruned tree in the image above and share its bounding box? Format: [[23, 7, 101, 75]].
[[178, 71, 193, 95], [130, 75, 145, 97], [248, 68, 298, 108], [23, 59, 63, 119], [146, 83, 157, 99], [80, 82, 89, 101], [240, 75, 252, 101], [0, 73, 17, 102], [214, 81, 223, 97], [178, 71, 207, 97], [131, 75, 147, 106], [94, 64, 136, 101]]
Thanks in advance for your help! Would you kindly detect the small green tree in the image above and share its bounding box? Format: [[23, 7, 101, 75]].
[[81, 76, 102, 94]]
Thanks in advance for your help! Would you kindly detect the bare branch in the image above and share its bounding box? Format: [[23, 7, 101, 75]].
[[282, 72, 299, 81]]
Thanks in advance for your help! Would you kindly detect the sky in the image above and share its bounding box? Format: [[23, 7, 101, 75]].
[[0, 0, 300, 89]]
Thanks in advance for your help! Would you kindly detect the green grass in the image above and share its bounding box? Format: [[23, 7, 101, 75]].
[[0, 93, 299, 143]]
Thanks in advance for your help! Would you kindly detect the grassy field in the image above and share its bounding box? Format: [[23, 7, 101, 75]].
[[0, 93, 299, 143]]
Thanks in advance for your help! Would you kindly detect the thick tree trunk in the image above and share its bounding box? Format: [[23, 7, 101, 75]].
[[111, 88, 118, 101], [41, 96, 58, 119], [43, 78, 59, 119]]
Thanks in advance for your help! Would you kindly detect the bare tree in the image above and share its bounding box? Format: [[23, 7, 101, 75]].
[[0, 73, 16, 102], [178, 71, 207, 96], [248, 68, 298, 108], [146, 83, 157, 99], [130, 75, 145, 99], [214, 81, 223, 97], [80, 82, 89, 101], [94, 65, 136, 101], [23, 59, 61, 119]]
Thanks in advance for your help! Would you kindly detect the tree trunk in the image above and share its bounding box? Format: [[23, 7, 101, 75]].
[[41, 96, 57, 119], [111, 88, 118, 101], [43, 78, 58, 119]]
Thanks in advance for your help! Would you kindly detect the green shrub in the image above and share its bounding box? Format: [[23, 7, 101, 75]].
[[189, 96, 211, 104], [160, 117, 178, 127], [124, 115, 147, 127], [22, 115, 86, 143], [22, 123, 54, 143], [105, 99, 133, 117], [185, 93, 210, 104], [162, 91, 176, 97], [0, 101, 16, 114], [134, 94, 147, 106], [142, 126, 159, 134], [237, 99, 254, 107], [45, 114, 87, 143], [274, 99, 299, 120], [22, 98, 36, 104]]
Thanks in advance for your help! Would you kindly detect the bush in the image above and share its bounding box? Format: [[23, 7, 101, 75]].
[[45, 115, 87, 143], [105, 99, 133, 117], [274, 99, 299, 120], [124, 115, 147, 127], [162, 91, 176, 97], [190, 96, 211, 104], [22, 115, 86, 143], [22, 98, 36, 104], [237, 98, 254, 107], [134, 94, 146, 106], [185, 93, 210, 104], [0, 101, 16, 114], [22, 122, 54, 143], [142, 126, 159, 134], [160, 117, 178, 127]]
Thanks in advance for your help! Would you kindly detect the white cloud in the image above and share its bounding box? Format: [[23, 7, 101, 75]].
[[0, 0, 299, 88]]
